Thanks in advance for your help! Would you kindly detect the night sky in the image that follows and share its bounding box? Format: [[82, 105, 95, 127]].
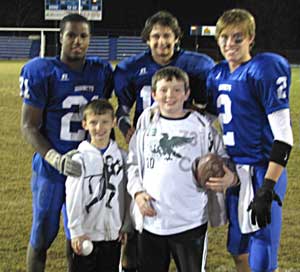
[[1, 0, 300, 51]]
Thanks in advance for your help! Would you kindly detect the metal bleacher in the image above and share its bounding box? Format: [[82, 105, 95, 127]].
[[0, 36, 32, 59], [87, 36, 110, 60], [116, 36, 147, 60], [0, 35, 147, 61]]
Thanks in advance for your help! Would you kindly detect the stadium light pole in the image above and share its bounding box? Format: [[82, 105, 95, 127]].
[[190, 25, 201, 52], [40, 30, 45, 57], [78, 0, 81, 14]]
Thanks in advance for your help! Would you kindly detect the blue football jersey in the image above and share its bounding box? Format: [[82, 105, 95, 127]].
[[20, 56, 113, 178], [114, 49, 214, 126], [206, 53, 291, 165]]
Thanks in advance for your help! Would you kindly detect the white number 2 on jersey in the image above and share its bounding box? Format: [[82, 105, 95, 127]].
[[276, 76, 287, 99], [61, 95, 98, 141], [217, 94, 235, 146]]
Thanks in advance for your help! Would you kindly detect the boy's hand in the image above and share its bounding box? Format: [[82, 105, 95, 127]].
[[135, 192, 156, 217], [71, 235, 90, 255], [205, 165, 238, 192], [45, 149, 81, 177]]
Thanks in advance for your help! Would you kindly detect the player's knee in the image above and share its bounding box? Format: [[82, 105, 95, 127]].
[[232, 253, 248, 265], [28, 242, 47, 258], [30, 235, 55, 251], [30, 221, 60, 250], [232, 253, 251, 272]]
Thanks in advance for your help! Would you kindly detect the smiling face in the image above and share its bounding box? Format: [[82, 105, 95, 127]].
[[60, 21, 90, 64], [147, 24, 179, 65], [215, 9, 256, 72], [152, 77, 190, 118], [82, 112, 115, 149], [217, 24, 254, 72]]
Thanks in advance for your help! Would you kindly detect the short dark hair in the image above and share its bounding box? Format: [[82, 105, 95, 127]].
[[82, 99, 115, 120], [59, 13, 90, 34], [141, 10, 183, 42], [151, 66, 189, 93]]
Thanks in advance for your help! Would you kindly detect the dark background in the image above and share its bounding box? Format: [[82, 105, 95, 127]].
[[1, 0, 300, 61]]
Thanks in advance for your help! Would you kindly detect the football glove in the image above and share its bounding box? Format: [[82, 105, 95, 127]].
[[247, 179, 282, 228], [44, 149, 81, 177]]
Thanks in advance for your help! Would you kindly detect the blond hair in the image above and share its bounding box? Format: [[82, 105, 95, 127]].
[[215, 9, 255, 42]]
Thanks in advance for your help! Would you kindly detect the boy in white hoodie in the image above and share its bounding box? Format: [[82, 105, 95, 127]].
[[66, 99, 131, 272]]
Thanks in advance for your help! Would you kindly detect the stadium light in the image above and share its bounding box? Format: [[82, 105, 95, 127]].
[[190, 25, 201, 51], [190, 25, 201, 36]]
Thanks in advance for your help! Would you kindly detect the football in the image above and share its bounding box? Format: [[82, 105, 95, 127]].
[[195, 153, 225, 188]]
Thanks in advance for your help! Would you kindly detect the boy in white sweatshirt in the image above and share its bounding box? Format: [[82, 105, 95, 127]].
[[66, 99, 131, 272]]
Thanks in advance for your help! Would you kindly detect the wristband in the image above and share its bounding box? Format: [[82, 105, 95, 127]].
[[262, 178, 276, 190], [269, 140, 292, 167]]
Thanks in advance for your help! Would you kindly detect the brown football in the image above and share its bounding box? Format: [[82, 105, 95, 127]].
[[195, 153, 225, 188]]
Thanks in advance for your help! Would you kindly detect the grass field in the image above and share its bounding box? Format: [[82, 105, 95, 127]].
[[0, 60, 299, 271]]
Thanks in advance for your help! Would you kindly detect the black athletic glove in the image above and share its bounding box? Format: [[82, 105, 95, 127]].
[[247, 179, 282, 228]]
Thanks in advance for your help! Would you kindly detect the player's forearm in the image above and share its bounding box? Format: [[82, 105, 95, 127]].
[[103, 77, 114, 99], [116, 105, 132, 137], [21, 103, 52, 157], [21, 124, 51, 157], [264, 161, 284, 183]]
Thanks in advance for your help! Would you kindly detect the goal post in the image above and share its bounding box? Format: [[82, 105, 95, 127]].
[[0, 27, 59, 58]]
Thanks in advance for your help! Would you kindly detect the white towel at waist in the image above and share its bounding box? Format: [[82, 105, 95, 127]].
[[236, 164, 260, 234]]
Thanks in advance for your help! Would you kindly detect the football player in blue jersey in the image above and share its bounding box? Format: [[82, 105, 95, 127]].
[[114, 11, 214, 272], [20, 13, 113, 272], [205, 9, 293, 272], [114, 10, 215, 144]]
